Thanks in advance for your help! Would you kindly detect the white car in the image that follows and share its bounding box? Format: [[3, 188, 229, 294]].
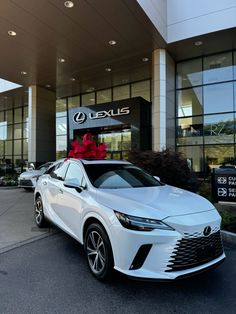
[[34, 159, 225, 281], [18, 162, 53, 191]]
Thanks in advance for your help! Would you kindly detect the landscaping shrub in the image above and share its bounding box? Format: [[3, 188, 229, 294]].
[[128, 149, 195, 190]]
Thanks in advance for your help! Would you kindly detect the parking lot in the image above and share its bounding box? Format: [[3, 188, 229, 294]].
[[0, 188, 236, 314]]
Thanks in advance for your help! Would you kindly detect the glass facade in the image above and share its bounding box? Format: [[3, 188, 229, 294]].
[[56, 79, 151, 159], [176, 51, 236, 174], [0, 90, 28, 175]]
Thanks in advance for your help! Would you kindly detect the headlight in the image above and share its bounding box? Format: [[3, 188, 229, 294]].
[[114, 211, 174, 231]]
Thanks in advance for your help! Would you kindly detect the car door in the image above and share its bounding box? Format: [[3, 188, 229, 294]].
[[55, 161, 87, 240]]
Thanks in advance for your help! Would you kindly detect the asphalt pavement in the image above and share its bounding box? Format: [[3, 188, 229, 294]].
[[0, 232, 235, 314]]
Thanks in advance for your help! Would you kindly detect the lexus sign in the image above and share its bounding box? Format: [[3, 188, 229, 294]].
[[73, 107, 130, 124]]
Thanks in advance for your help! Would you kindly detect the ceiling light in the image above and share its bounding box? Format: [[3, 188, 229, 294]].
[[142, 57, 149, 62], [194, 41, 203, 46], [21, 71, 27, 75], [64, 1, 74, 8], [70, 77, 76, 81], [109, 40, 116, 46], [8, 30, 16, 36], [105, 68, 112, 72], [45, 84, 51, 88], [58, 58, 65, 63]]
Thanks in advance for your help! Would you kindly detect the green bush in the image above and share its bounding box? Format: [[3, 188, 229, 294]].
[[220, 210, 236, 232], [128, 149, 195, 190]]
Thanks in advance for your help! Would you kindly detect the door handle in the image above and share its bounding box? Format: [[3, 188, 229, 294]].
[[59, 188, 63, 194]]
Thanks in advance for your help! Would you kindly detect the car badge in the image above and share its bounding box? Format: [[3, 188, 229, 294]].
[[203, 226, 211, 236]]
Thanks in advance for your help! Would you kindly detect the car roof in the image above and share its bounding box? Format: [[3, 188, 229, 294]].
[[68, 158, 131, 165]]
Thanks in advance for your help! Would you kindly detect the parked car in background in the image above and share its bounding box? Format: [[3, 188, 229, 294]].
[[18, 162, 53, 191], [34, 158, 225, 281]]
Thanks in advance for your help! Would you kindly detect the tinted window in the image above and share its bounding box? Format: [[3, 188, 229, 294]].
[[84, 164, 161, 189], [65, 163, 84, 185], [49, 162, 69, 180]]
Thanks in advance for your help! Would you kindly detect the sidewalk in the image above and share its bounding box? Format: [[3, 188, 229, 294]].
[[0, 188, 56, 253]]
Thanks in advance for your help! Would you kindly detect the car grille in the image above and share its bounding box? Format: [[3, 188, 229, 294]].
[[19, 179, 33, 187], [165, 231, 223, 272]]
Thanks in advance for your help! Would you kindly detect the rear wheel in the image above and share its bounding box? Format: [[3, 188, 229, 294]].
[[35, 195, 49, 228], [85, 223, 114, 281]]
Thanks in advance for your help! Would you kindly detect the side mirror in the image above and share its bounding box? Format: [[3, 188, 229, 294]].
[[63, 179, 84, 193], [154, 176, 160, 181], [29, 163, 35, 170]]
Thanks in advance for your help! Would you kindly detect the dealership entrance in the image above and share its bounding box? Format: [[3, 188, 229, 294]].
[[69, 97, 151, 159]]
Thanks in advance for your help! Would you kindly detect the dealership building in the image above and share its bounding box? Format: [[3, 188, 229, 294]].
[[0, 0, 236, 176]]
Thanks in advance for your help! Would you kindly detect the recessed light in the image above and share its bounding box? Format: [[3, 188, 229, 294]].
[[8, 30, 16, 36], [45, 84, 51, 88], [109, 40, 116, 45], [70, 77, 76, 81], [105, 68, 112, 72], [142, 57, 149, 62], [194, 41, 203, 46], [21, 71, 27, 75], [58, 58, 65, 63], [64, 1, 74, 8]]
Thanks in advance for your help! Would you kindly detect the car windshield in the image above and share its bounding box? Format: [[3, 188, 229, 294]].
[[37, 162, 53, 173], [84, 164, 162, 189]]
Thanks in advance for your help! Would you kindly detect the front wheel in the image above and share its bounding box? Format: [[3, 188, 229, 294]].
[[85, 223, 114, 281], [35, 195, 49, 228]]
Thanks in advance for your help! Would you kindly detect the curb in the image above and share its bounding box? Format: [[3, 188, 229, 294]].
[[221, 230, 236, 247]]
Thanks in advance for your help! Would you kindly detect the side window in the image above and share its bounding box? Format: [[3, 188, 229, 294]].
[[65, 163, 84, 185], [49, 162, 69, 181]]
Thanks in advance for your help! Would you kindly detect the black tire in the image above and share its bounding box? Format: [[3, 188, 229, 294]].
[[34, 195, 49, 228], [85, 223, 114, 281]]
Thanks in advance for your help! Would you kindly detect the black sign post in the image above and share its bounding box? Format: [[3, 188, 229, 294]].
[[212, 168, 236, 202]]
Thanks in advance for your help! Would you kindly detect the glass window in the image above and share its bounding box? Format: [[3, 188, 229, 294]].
[[204, 82, 234, 114], [0, 111, 4, 122], [23, 139, 28, 154], [234, 51, 236, 79], [65, 163, 84, 184], [177, 116, 203, 145], [177, 146, 204, 172], [204, 113, 235, 144], [0, 124, 7, 140], [5, 141, 12, 155], [68, 96, 80, 109], [0, 140, 3, 155], [97, 89, 112, 104], [56, 117, 67, 135], [81, 93, 95, 107], [113, 85, 130, 101], [7, 125, 12, 140], [56, 135, 67, 159], [131, 80, 150, 101], [23, 107, 28, 123], [177, 87, 203, 117], [23, 123, 28, 138], [14, 124, 22, 139], [14, 140, 22, 155], [52, 162, 69, 181], [205, 145, 234, 172], [56, 99, 67, 118], [14, 108, 22, 123], [203, 52, 233, 84], [6, 110, 13, 124], [177, 59, 202, 89]]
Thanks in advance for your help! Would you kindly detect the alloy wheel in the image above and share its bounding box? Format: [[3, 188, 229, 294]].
[[35, 198, 43, 225], [86, 230, 106, 274]]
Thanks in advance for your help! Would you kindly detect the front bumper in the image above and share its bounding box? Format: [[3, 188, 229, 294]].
[[18, 178, 35, 188], [110, 209, 225, 280]]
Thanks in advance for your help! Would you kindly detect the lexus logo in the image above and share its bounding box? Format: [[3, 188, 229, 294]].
[[203, 226, 211, 236], [73, 112, 87, 124]]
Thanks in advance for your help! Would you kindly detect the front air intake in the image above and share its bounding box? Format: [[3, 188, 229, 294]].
[[129, 244, 152, 270]]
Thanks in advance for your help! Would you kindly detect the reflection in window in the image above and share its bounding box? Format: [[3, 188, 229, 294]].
[[23, 107, 28, 122], [56, 117, 67, 135], [177, 146, 204, 172], [204, 82, 234, 114], [113, 85, 130, 101], [23, 139, 28, 154], [56, 135, 67, 159], [177, 87, 202, 117], [5, 141, 12, 155], [6, 110, 13, 124], [14, 124, 22, 139], [177, 116, 203, 145], [68, 96, 80, 109], [204, 114, 235, 144], [14, 108, 22, 123], [81, 93, 95, 107], [203, 52, 233, 84], [205, 145, 234, 172], [177, 59, 202, 89], [14, 140, 22, 155], [56, 99, 67, 118], [131, 80, 150, 101], [97, 89, 112, 104]]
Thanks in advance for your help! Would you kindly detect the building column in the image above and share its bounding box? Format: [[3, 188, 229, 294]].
[[28, 86, 56, 165], [152, 49, 175, 151]]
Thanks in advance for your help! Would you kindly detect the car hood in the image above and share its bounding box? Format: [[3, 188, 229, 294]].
[[19, 170, 42, 178], [95, 185, 214, 220]]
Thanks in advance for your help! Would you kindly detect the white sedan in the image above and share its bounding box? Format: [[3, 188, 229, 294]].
[[34, 159, 225, 281]]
